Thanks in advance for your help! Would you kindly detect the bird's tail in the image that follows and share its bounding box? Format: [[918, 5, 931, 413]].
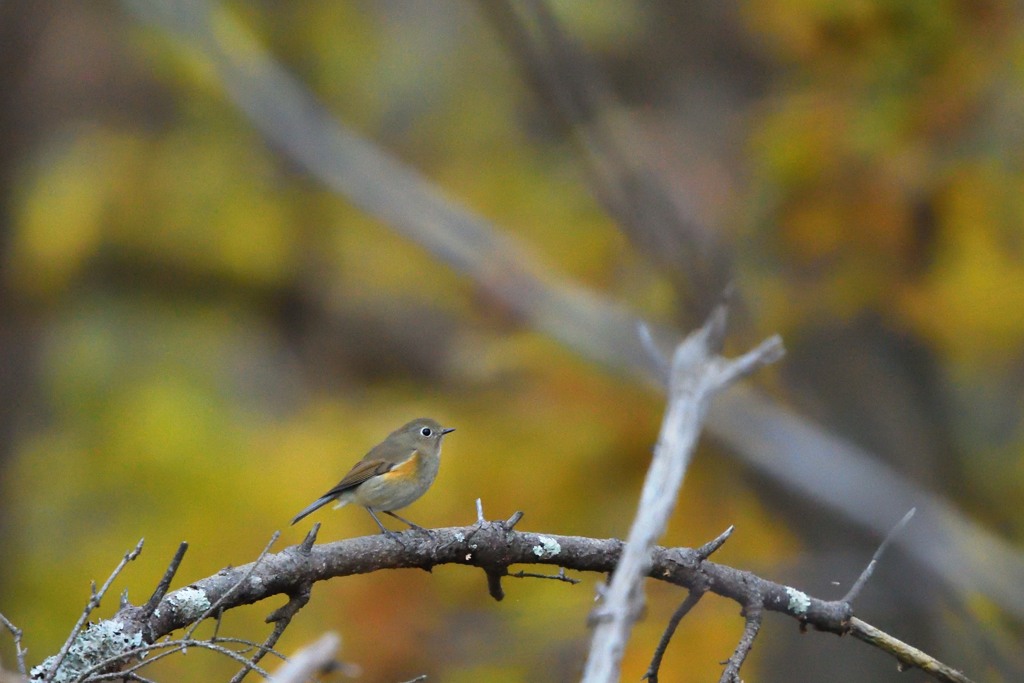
[[291, 496, 339, 525]]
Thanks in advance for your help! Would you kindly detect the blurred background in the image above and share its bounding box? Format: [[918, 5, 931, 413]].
[[0, 1, 1022, 681]]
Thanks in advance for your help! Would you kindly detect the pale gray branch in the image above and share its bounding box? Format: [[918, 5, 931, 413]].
[[269, 633, 340, 683], [581, 308, 783, 683]]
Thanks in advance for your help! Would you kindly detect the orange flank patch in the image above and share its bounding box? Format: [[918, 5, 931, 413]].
[[378, 450, 419, 481]]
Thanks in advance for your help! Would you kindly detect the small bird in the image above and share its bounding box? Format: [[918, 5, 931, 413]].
[[291, 418, 454, 537]]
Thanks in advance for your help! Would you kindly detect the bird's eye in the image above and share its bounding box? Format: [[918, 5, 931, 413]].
[[420, 427, 433, 437]]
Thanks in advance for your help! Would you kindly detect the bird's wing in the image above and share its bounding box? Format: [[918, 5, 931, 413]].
[[292, 457, 408, 525], [322, 458, 397, 495]]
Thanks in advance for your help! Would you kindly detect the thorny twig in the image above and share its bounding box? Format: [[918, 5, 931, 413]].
[[581, 310, 783, 683], [141, 543, 189, 620], [76, 638, 275, 682], [509, 568, 580, 585], [642, 590, 705, 683], [228, 587, 309, 683], [0, 611, 28, 677], [47, 538, 145, 681], [719, 607, 762, 683], [184, 532, 280, 640], [849, 617, 973, 683], [644, 526, 731, 682], [843, 508, 916, 604]]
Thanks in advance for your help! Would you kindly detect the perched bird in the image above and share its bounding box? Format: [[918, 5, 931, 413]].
[[291, 418, 454, 537]]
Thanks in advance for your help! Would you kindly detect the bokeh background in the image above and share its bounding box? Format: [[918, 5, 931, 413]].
[[1, 1, 1022, 682]]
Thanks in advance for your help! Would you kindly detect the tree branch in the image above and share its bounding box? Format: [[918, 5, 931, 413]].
[[24, 522, 971, 683], [41, 539, 144, 682], [848, 617, 974, 683], [642, 589, 704, 683], [580, 312, 783, 683], [0, 612, 27, 678]]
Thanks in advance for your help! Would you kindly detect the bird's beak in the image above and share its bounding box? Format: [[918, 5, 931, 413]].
[[441, 427, 455, 435]]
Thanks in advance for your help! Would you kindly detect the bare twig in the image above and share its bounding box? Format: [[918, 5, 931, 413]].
[[642, 589, 705, 683], [227, 620, 289, 683], [0, 612, 27, 677], [849, 617, 973, 683], [719, 607, 762, 683], [843, 508, 916, 604], [486, 570, 506, 602], [71, 635, 288, 683], [643, 525, 732, 682], [637, 322, 670, 380], [46, 538, 144, 681], [510, 568, 580, 585], [298, 523, 319, 555], [184, 532, 280, 640], [81, 639, 274, 682], [141, 542, 188, 620], [209, 636, 291, 662], [121, 672, 157, 683], [229, 587, 311, 683], [504, 511, 524, 530], [581, 308, 783, 683], [696, 526, 734, 560]]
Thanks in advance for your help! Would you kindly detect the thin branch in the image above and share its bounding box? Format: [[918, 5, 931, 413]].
[[843, 508, 916, 604], [46, 538, 144, 681], [121, 672, 157, 683], [70, 536, 285, 682], [82, 639, 274, 682], [642, 589, 705, 683], [141, 542, 188, 620], [505, 511, 524, 530], [711, 335, 785, 388], [696, 526, 734, 560], [510, 568, 580, 585], [637, 322, 670, 380], [486, 570, 507, 602], [227, 620, 289, 683], [93, 641, 192, 681], [718, 607, 762, 683], [643, 526, 731, 682], [849, 617, 974, 683], [71, 635, 287, 683], [581, 307, 784, 683], [0, 612, 27, 677], [229, 587, 311, 683], [209, 636, 291, 662], [184, 532, 280, 640], [298, 523, 319, 555]]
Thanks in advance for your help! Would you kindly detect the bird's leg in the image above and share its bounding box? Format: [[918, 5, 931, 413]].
[[367, 509, 403, 543], [384, 511, 433, 536]]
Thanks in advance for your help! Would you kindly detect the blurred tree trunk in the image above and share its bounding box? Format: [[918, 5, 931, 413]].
[[0, 1, 54, 593]]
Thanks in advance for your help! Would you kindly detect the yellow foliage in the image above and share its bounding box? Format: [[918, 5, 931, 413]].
[[899, 164, 1024, 366]]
